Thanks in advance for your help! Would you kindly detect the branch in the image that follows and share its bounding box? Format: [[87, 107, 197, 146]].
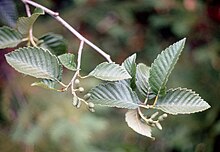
[[21, 0, 112, 62]]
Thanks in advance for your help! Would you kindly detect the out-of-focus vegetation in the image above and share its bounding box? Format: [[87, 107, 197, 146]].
[[0, 0, 219, 151]]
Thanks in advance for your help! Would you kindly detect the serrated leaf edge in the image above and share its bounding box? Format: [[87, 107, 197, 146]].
[[88, 62, 132, 81], [88, 81, 140, 109], [155, 87, 211, 115], [149, 38, 186, 95], [5, 46, 62, 81]]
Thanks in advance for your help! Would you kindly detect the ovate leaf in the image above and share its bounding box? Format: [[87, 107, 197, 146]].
[[149, 38, 186, 96], [122, 54, 136, 89], [16, 8, 44, 35], [0, 26, 22, 49], [136, 63, 152, 97], [5, 47, 62, 80], [58, 53, 76, 71], [155, 88, 211, 115], [125, 110, 153, 138], [88, 62, 131, 81], [88, 82, 140, 109], [39, 33, 68, 56]]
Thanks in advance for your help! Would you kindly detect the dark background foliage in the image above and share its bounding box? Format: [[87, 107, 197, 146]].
[[0, 0, 219, 151]]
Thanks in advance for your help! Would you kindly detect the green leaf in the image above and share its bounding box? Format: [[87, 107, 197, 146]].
[[33, 7, 44, 14], [149, 38, 186, 96], [125, 110, 153, 138], [88, 62, 131, 81], [0, 26, 22, 49], [155, 88, 211, 115], [39, 33, 68, 56], [58, 53, 76, 71], [31, 79, 58, 91], [5, 47, 62, 80], [88, 82, 140, 109], [16, 8, 44, 35], [136, 63, 152, 97], [122, 54, 136, 89]]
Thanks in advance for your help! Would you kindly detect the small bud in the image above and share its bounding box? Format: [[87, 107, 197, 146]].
[[89, 108, 95, 113], [74, 79, 80, 85], [158, 116, 164, 122], [88, 102, 94, 108], [83, 93, 91, 100], [158, 113, 168, 121], [72, 96, 78, 106], [162, 113, 168, 118], [150, 112, 159, 119], [76, 100, 81, 109], [78, 87, 84, 93], [155, 122, 162, 130]]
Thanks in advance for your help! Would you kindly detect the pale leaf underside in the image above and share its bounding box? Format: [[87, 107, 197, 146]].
[[155, 87, 211, 115], [5, 47, 62, 80], [88, 62, 131, 81], [89, 82, 140, 109], [149, 38, 186, 95], [125, 110, 153, 138]]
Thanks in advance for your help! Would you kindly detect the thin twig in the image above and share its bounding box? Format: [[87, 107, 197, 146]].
[[21, 0, 112, 62], [71, 40, 84, 94], [24, 2, 36, 46]]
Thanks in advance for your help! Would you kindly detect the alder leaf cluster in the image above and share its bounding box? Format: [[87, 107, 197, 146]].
[[0, 0, 210, 139]]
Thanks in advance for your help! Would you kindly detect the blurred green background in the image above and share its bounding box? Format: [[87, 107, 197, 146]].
[[0, 0, 220, 151]]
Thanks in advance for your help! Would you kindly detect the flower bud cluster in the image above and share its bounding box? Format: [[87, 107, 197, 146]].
[[145, 112, 168, 130], [71, 79, 95, 112]]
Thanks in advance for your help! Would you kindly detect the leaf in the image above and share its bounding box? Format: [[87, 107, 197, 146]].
[[16, 8, 44, 35], [88, 82, 140, 109], [0, 26, 22, 49], [0, 0, 18, 27], [39, 33, 68, 56], [58, 53, 76, 71], [122, 54, 136, 89], [88, 62, 131, 81], [149, 38, 186, 96], [125, 110, 153, 138], [5, 47, 62, 81], [155, 88, 211, 115], [31, 79, 58, 91], [136, 63, 151, 97]]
